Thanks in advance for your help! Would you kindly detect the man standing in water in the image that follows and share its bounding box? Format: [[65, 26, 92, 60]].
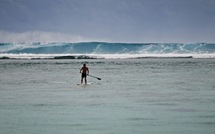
[[80, 64, 89, 84]]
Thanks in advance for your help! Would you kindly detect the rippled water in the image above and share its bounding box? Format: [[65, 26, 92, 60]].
[[0, 59, 215, 134]]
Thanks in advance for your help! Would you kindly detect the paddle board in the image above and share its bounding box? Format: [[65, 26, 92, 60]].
[[77, 83, 91, 86]]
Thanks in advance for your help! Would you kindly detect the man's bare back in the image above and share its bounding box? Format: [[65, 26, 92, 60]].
[[80, 64, 89, 84]]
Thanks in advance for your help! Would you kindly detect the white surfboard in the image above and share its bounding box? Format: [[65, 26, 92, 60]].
[[77, 83, 91, 86]]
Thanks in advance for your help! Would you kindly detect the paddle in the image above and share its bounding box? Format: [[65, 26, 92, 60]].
[[87, 74, 101, 80]]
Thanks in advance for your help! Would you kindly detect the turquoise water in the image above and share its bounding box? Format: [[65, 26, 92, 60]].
[[0, 59, 215, 134], [1, 42, 215, 59]]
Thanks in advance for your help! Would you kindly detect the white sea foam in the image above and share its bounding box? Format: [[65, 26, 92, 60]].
[[1, 42, 215, 59], [1, 53, 215, 59]]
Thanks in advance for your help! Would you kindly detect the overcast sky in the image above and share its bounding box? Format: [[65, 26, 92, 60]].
[[0, 0, 215, 43]]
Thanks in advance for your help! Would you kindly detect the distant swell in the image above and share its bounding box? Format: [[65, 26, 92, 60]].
[[0, 42, 215, 59]]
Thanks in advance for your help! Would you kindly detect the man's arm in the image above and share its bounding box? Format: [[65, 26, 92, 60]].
[[80, 67, 83, 73], [87, 68, 89, 75]]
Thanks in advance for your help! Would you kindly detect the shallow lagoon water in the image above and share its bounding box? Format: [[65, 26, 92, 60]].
[[0, 59, 215, 134]]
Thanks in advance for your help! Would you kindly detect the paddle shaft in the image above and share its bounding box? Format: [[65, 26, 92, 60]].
[[87, 74, 101, 80]]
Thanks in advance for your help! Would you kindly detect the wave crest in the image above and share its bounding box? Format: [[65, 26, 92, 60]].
[[1, 42, 215, 59]]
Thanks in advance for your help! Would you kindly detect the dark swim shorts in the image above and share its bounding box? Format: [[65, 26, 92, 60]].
[[82, 73, 87, 78]]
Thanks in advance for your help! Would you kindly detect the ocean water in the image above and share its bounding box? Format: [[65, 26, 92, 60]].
[[1, 42, 215, 59], [0, 58, 215, 134]]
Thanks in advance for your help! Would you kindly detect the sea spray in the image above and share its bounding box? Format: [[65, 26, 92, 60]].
[[0, 42, 215, 59]]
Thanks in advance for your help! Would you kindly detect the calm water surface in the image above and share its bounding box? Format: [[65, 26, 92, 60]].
[[0, 59, 215, 134]]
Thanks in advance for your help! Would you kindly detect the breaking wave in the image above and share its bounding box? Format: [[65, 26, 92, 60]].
[[0, 42, 215, 59]]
